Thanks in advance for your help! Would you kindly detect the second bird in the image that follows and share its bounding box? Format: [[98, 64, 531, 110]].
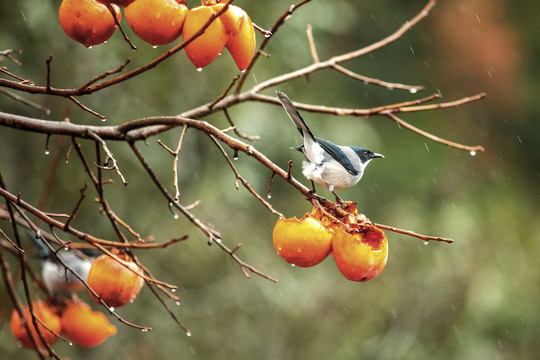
[[276, 91, 384, 203]]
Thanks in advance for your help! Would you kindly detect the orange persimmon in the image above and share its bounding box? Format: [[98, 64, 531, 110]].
[[59, 0, 121, 48], [10, 301, 61, 349], [61, 301, 116, 347], [125, 0, 188, 46], [87, 253, 144, 308], [272, 214, 333, 267]]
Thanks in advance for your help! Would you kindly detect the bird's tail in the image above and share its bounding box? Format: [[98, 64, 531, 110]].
[[276, 91, 316, 142]]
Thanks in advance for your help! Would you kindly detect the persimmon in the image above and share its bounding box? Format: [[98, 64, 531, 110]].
[[87, 253, 144, 308], [272, 214, 333, 267], [213, 4, 256, 71], [59, 0, 121, 48], [10, 301, 61, 349], [125, 0, 188, 46], [183, 5, 228, 69], [332, 224, 388, 282], [61, 301, 116, 347]]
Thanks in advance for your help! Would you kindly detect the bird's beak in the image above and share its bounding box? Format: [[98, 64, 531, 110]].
[[372, 153, 384, 159]]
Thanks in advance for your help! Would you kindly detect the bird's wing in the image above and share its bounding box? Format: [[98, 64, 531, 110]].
[[316, 137, 358, 176]]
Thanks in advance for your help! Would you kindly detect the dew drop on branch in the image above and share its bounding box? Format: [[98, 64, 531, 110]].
[[196, 68, 203, 72], [423, 240, 429, 245], [409, 88, 418, 94], [469, 150, 477, 156]]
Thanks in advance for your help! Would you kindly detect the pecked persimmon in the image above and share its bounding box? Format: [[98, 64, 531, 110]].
[[61, 301, 116, 347], [272, 214, 333, 267], [332, 224, 388, 282], [59, 0, 121, 48], [87, 253, 144, 308], [183, 5, 228, 69], [125, 0, 188, 46], [98, 0, 135, 7], [10, 301, 62, 349]]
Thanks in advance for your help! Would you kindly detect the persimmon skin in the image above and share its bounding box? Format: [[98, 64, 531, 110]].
[[10, 301, 62, 349], [59, 0, 121, 48], [272, 215, 333, 267], [61, 301, 116, 347], [332, 225, 388, 282], [87, 254, 144, 308], [125, 0, 188, 46], [224, 8, 255, 71], [183, 6, 228, 69]]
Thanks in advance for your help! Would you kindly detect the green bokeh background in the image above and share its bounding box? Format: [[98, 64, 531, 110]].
[[1, 0, 539, 359]]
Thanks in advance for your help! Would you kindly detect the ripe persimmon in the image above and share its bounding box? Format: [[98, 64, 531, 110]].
[[183, 5, 228, 69], [272, 214, 333, 267], [87, 253, 144, 308], [332, 224, 388, 282], [59, 0, 121, 48], [61, 301, 116, 347], [125, 0, 188, 46], [10, 301, 61, 349]]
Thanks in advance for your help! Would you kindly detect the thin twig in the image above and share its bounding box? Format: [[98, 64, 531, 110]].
[[306, 24, 319, 63], [68, 96, 107, 120], [0, 88, 51, 114]]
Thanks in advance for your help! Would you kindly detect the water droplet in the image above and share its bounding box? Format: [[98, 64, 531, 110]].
[[171, 288, 177, 293], [101, 117, 107, 122], [130, 299, 134, 303], [215, 238, 222, 243], [169, 202, 173, 207], [69, 342, 73, 346], [173, 214, 179, 219], [291, 264, 296, 267], [44, 150, 50, 155], [186, 331, 192, 337], [64, 246, 69, 251], [388, 86, 394, 90], [233, 155, 239, 160], [267, 193, 272, 199], [176, 301, 181, 306], [196, 67, 203, 72], [142, 328, 148, 332], [409, 88, 418, 94], [241, 69, 246, 73], [109, 307, 115, 312], [152, 45, 157, 49], [423, 240, 429, 245], [277, 247, 282, 251], [218, 52, 222, 56], [469, 150, 477, 156], [264, 33, 271, 38], [296, 247, 302, 253], [45, 109, 51, 115], [87, 46, 93, 50]]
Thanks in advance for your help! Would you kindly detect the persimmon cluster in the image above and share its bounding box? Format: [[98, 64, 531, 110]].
[[10, 250, 144, 349], [58, 0, 256, 70], [272, 202, 389, 282]]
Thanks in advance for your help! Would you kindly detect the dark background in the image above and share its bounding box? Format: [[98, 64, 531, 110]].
[[0, 0, 538, 359]]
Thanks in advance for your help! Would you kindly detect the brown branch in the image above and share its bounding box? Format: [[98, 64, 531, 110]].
[[374, 223, 454, 244], [0, 88, 51, 114], [0, 49, 23, 66], [235, 0, 313, 93], [306, 24, 319, 63], [332, 63, 424, 91], [208, 134, 283, 217], [68, 95, 107, 120], [385, 112, 485, 152]]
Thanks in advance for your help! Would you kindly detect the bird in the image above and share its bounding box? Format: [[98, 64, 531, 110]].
[[276, 91, 383, 204], [30, 232, 94, 293]]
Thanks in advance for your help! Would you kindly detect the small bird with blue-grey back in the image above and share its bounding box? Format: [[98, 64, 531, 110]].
[[276, 91, 383, 204]]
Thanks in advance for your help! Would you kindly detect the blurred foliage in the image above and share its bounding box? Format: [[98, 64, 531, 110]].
[[1, 0, 539, 359]]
